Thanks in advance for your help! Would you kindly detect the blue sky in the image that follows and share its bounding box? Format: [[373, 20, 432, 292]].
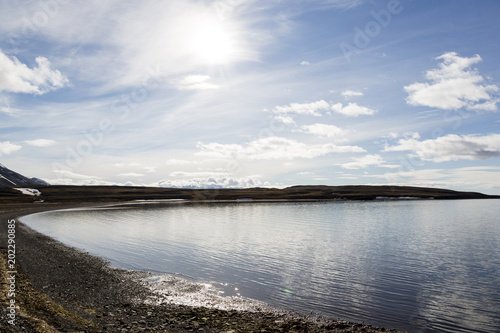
[[1, 0, 500, 194]]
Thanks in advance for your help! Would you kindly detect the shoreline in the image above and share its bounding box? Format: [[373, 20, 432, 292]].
[[1, 202, 402, 332]]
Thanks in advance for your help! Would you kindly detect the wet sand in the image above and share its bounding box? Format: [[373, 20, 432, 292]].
[[0, 203, 402, 332]]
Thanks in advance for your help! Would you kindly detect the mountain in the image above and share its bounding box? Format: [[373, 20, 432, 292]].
[[31, 177, 51, 186], [0, 163, 49, 187]]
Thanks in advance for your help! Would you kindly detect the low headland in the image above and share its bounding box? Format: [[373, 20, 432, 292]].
[[1, 184, 499, 204], [1, 185, 498, 332]]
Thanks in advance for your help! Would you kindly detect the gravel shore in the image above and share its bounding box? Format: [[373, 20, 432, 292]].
[[1, 203, 402, 332]]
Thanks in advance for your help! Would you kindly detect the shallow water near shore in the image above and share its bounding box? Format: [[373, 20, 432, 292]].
[[21, 199, 500, 332]]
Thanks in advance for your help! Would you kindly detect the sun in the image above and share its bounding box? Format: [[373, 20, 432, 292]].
[[188, 17, 236, 65]]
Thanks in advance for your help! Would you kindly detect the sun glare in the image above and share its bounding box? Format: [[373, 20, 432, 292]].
[[188, 18, 235, 65]]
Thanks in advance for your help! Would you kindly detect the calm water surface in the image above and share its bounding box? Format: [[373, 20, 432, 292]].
[[21, 200, 500, 332]]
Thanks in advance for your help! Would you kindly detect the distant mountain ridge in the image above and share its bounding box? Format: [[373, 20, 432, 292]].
[[0, 163, 49, 187]]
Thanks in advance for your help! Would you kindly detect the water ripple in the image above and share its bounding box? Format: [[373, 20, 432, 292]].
[[21, 200, 500, 333]]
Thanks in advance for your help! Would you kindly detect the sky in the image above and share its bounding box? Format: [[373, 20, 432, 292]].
[[1, 0, 500, 194]]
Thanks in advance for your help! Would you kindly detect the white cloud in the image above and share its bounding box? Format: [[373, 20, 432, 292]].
[[119, 173, 144, 177], [372, 166, 500, 193], [177, 75, 219, 90], [52, 169, 101, 180], [341, 90, 364, 98], [0, 141, 22, 156], [47, 178, 117, 186], [383, 131, 420, 140], [48, 169, 123, 186], [25, 139, 56, 147], [47, 170, 120, 186], [170, 171, 228, 178], [0, 50, 69, 94], [112, 162, 156, 174], [196, 136, 365, 160], [155, 168, 268, 189], [331, 102, 376, 116], [114, 162, 142, 168], [384, 133, 500, 162], [166, 159, 198, 165], [299, 123, 349, 138], [300, 61, 310, 66], [0, 1, 266, 91], [310, 0, 365, 10], [0, 95, 21, 116], [272, 100, 375, 118], [273, 115, 296, 125], [341, 154, 399, 169], [0, 106, 16, 115], [272, 100, 330, 116], [405, 52, 499, 111], [154, 176, 264, 189]]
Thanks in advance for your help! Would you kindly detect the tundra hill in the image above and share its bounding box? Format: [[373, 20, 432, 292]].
[[1, 184, 498, 204]]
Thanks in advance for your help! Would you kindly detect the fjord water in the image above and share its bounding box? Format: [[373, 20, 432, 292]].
[[21, 200, 500, 332]]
